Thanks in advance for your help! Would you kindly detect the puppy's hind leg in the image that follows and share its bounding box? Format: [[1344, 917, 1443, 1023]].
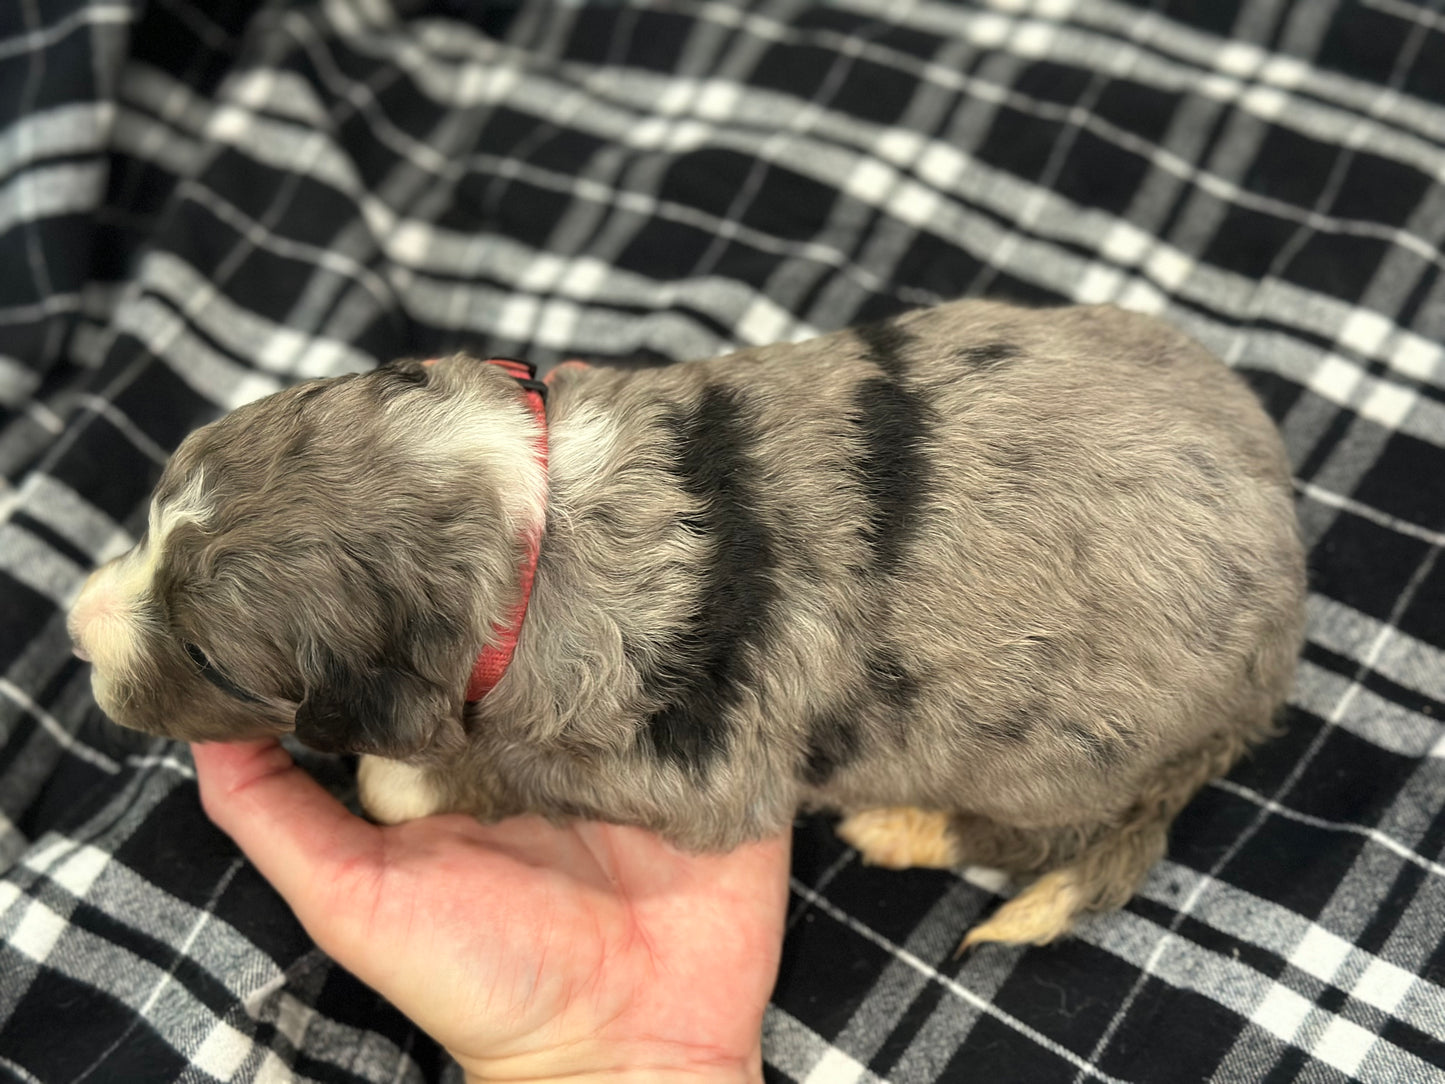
[[960, 726, 1256, 950], [836, 807, 963, 869]]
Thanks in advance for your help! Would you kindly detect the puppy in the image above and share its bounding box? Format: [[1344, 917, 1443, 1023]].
[[68, 300, 1306, 947]]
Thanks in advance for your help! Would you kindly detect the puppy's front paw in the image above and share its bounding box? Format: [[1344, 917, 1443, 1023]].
[[357, 755, 443, 824], [837, 807, 961, 869]]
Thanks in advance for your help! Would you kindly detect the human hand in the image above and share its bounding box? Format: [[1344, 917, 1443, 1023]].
[[191, 740, 790, 1083]]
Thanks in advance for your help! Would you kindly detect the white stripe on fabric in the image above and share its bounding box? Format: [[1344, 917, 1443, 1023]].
[[0, 679, 122, 775]]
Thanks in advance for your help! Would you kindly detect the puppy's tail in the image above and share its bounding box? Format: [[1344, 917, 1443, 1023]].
[[959, 722, 1265, 951]]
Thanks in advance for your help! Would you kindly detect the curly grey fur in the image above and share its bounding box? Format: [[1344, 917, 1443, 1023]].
[[72, 301, 1306, 873]]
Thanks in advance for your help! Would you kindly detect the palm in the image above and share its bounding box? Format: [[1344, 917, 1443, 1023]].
[[192, 742, 789, 1081]]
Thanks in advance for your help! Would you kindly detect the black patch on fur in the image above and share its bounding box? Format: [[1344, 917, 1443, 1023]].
[[643, 385, 778, 776], [855, 318, 916, 380], [864, 646, 920, 711], [1061, 719, 1129, 770], [294, 651, 443, 757], [1217, 555, 1257, 599], [798, 708, 863, 786], [957, 342, 1020, 371], [849, 377, 935, 576], [988, 708, 1038, 745]]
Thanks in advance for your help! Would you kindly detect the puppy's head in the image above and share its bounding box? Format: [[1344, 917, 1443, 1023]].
[[67, 356, 547, 758]]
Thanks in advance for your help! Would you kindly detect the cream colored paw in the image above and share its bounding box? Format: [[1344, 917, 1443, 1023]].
[[357, 755, 442, 824], [958, 868, 1083, 953], [837, 807, 961, 869]]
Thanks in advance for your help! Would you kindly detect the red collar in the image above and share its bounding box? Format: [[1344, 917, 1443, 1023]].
[[464, 358, 549, 703]]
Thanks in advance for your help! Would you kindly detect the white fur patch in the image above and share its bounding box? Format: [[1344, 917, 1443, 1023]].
[[357, 755, 442, 824], [392, 395, 548, 537], [546, 398, 621, 512], [69, 472, 213, 693]]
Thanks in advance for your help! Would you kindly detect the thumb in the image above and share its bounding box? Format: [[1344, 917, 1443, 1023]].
[[191, 740, 383, 933]]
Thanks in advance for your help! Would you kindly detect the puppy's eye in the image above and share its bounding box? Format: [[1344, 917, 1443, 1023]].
[[183, 641, 262, 704]]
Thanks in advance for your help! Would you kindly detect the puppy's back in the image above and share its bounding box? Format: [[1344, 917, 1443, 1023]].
[[525, 300, 1303, 845]]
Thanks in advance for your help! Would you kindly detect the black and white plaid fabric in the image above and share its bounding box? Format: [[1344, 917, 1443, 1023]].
[[2, 1, 1443, 1080]]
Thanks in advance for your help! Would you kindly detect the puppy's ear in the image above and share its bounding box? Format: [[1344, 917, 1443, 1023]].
[[293, 653, 461, 758]]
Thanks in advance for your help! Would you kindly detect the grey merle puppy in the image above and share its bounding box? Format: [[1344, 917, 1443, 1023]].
[[68, 300, 1306, 947]]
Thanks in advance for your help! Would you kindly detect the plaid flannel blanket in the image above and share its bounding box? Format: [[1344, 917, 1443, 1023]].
[[2, 1, 1444, 1081]]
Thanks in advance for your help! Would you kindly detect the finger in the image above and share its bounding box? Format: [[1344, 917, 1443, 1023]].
[[191, 740, 383, 922]]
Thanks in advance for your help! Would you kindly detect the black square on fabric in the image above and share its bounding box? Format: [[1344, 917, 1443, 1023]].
[[19, 25, 100, 110], [1315, 4, 1413, 88], [1220, 807, 1368, 921], [103, 149, 182, 223], [1288, 232, 1394, 304], [11, 726, 119, 841], [657, 148, 762, 223], [1350, 433, 1445, 535], [128, 0, 249, 99], [1397, 551, 1445, 650], [476, 105, 552, 163], [789, 815, 850, 887], [0, 967, 189, 1082], [622, 10, 693, 72], [772, 903, 899, 1042], [1243, 126, 1338, 209], [1091, 78, 1183, 145], [987, 938, 1144, 1055], [528, 127, 608, 179], [1196, 203, 1300, 281], [112, 785, 254, 911], [889, 230, 987, 304], [820, 862, 960, 947], [615, 215, 719, 280], [1330, 151, 1432, 230], [1012, 61, 1094, 109], [1223, 705, 1321, 797], [751, 41, 838, 103], [112, 358, 228, 455], [1159, 0, 1247, 37], [1054, 127, 1150, 216], [1281, 724, 1415, 825], [90, 219, 147, 284], [8, 212, 99, 299], [973, 105, 1065, 182], [446, 172, 572, 249], [832, 56, 925, 126], [254, 171, 361, 251], [944, 1009, 1081, 1082], [1096, 979, 1243, 1081], [1403, 34, 1445, 106], [48, 413, 159, 525], [1236, 367, 1306, 427], [224, 246, 339, 337], [983, 269, 1069, 307], [739, 164, 839, 242], [1170, 771, 1276, 872], [1310, 510, 1432, 625]]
